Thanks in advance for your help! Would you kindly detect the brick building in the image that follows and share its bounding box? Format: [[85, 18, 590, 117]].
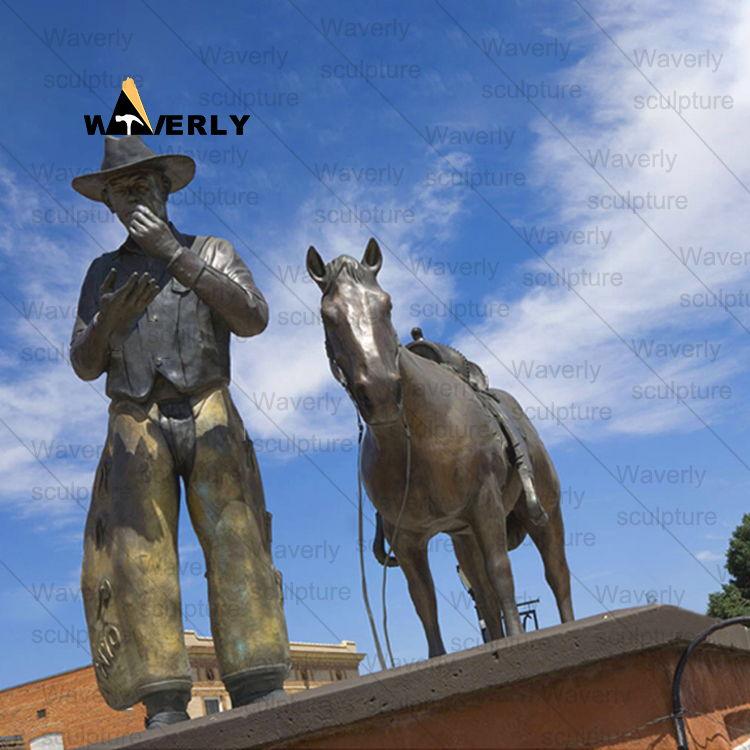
[[0, 633, 364, 749]]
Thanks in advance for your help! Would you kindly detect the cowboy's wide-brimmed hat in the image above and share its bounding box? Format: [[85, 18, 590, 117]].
[[71, 135, 195, 202]]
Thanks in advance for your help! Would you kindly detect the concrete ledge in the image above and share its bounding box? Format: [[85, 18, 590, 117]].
[[84, 605, 750, 750]]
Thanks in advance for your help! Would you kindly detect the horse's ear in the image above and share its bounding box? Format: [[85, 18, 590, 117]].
[[306, 246, 327, 290], [362, 238, 382, 276]]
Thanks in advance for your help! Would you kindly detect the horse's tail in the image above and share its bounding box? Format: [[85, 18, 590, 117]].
[[374, 511, 399, 567]]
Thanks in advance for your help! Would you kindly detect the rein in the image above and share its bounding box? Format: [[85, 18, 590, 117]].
[[329, 337, 411, 670], [380, 400, 411, 669], [356, 410, 388, 670]]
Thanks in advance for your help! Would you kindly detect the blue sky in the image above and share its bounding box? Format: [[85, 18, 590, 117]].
[[0, 0, 748, 691]]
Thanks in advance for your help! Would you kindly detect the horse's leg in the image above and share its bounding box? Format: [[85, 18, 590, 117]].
[[386, 523, 445, 657], [519, 503, 574, 623], [450, 532, 505, 641], [470, 477, 524, 637]]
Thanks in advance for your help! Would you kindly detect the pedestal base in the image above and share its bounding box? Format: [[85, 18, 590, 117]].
[[83, 605, 750, 750]]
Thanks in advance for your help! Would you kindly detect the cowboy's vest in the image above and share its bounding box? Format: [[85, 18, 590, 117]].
[[73, 230, 263, 402]]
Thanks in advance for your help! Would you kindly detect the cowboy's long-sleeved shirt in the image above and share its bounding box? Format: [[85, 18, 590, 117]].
[[71, 226, 268, 402]]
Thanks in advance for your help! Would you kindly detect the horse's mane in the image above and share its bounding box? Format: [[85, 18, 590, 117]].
[[322, 255, 374, 296]]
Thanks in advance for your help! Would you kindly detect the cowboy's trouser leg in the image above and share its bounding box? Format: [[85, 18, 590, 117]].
[[81, 400, 192, 716], [186, 388, 291, 706]]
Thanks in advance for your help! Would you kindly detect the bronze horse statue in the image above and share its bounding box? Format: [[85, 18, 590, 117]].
[[307, 238, 574, 656]]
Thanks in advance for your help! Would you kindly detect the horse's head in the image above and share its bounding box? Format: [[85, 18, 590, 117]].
[[307, 238, 402, 425]]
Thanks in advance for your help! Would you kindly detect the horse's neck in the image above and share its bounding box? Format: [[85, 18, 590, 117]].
[[367, 349, 428, 435], [398, 346, 429, 407], [364, 347, 418, 450], [399, 344, 461, 405]]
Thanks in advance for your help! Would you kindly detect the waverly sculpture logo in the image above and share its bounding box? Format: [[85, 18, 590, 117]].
[[85, 77, 153, 136], [84, 77, 250, 136]]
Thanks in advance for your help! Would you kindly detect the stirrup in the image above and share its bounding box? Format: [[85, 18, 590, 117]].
[[521, 473, 548, 526]]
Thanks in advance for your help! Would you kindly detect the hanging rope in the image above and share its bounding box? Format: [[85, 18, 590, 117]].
[[381, 408, 412, 668], [345, 342, 410, 671], [357, 410, 388, 671]]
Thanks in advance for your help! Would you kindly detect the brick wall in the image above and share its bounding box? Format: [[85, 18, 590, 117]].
[[0, 666, 145, 749], [0, 639, 364, 749]]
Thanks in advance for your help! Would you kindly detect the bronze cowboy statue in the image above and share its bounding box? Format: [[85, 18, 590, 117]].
[[70, 135, 290, 728], [307, 239, 574, 656]]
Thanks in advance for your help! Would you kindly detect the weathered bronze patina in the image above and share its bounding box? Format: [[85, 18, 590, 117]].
[[70, 135, 290, 729], [307, 239, 574, 657]]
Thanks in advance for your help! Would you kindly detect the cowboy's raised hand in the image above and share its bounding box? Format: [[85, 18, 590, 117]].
[[98, 270, 160, 335], [128, 205, 181, 262]]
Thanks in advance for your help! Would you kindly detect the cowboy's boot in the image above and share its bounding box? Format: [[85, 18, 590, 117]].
[[225, 673, 287, 708], [143, 689, 191, 730]]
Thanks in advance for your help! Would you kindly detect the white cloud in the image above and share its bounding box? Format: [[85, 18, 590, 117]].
[[451, 0, 750, 444], [696, 550, 723, 561]]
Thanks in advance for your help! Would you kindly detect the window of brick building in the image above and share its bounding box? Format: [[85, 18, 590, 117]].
[[204, 697, 222, 715], [29, 733, 64, 750], [37, 709, 47, 719]]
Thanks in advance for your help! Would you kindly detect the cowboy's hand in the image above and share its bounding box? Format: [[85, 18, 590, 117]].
[[128, 205, 181, 262], [98, 269, 160, 335]]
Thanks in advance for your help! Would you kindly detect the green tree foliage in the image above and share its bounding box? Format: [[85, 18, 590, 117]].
[[707, 513, 750, 619]]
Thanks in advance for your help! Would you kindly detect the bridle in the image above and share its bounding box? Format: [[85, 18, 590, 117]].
[[324, 329, 404, 417], [324, 323, 411, 670]]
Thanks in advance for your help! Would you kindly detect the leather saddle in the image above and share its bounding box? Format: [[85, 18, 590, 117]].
[[404, 326, 548, 528], [373, 327, 547, 569], [405, 327, 490, 392]]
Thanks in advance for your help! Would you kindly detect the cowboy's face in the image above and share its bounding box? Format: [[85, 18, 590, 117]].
[[104, 170, 170, 228]]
